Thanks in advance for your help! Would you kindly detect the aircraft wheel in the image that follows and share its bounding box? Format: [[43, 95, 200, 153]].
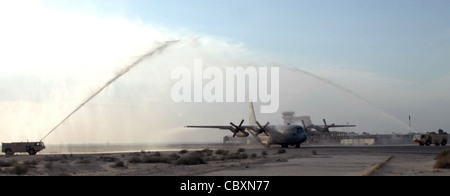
[[295, 143, 301, 148]]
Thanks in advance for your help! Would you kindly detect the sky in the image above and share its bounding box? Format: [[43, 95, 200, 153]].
[[41, 0, 450, 81], [0, 0, 449, 144]]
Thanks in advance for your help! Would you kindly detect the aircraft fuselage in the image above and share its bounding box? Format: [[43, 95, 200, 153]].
[[252, 124, 307, 148]]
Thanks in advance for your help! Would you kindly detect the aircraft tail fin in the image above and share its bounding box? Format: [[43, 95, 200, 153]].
[[249, 102, 257, 125]]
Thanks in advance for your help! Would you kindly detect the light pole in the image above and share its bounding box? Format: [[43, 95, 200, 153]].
[[409, 115, 412, 132]]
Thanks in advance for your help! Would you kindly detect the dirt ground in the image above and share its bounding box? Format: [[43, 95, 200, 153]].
[[0, 144, 449, 176]]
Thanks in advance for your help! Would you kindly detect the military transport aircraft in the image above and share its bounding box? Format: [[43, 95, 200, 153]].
[[185, 103, 308, 148]]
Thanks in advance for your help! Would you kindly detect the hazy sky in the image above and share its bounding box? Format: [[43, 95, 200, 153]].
[[0, 0, 449, 144], [41, 0, 450, 81]]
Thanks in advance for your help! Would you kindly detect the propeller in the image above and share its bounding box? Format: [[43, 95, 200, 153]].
[[302, 120, 308, 130], [230, 119, 245, 137], [256, 121, 270, 136], [323, 119, 331, 133]]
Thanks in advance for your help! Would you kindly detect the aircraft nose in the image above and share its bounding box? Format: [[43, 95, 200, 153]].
[[300, 132, 307, 142]]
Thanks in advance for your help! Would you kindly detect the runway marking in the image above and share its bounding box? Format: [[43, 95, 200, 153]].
[[362, 155, 394, 176]]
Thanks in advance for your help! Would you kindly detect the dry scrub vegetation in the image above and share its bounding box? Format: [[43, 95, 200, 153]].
[[0, 147, 288, 176], [434, 149, 450, 169]]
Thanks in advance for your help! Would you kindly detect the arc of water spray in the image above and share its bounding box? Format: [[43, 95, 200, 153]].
[[287, 66, 415, 132], [40, 40, 180, 141]]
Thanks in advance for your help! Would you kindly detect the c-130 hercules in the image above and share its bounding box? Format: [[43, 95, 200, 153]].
[[185, 102, 308, 148]]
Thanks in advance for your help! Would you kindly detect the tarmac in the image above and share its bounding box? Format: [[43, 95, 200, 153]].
[[203, 145, 450, 176]]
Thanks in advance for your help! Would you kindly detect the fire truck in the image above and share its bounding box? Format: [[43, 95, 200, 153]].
[[2, 141, 46, 155]]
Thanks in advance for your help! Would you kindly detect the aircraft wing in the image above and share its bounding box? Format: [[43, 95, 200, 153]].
[[184, 125, 256, 131], [185, 125, 259, 137], [327, 124, 356, 128], [184, 126, 234, 130], [311, 125, 356, 129]]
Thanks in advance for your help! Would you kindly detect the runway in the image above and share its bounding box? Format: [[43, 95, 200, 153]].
[[203, 145, 450, 176]]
